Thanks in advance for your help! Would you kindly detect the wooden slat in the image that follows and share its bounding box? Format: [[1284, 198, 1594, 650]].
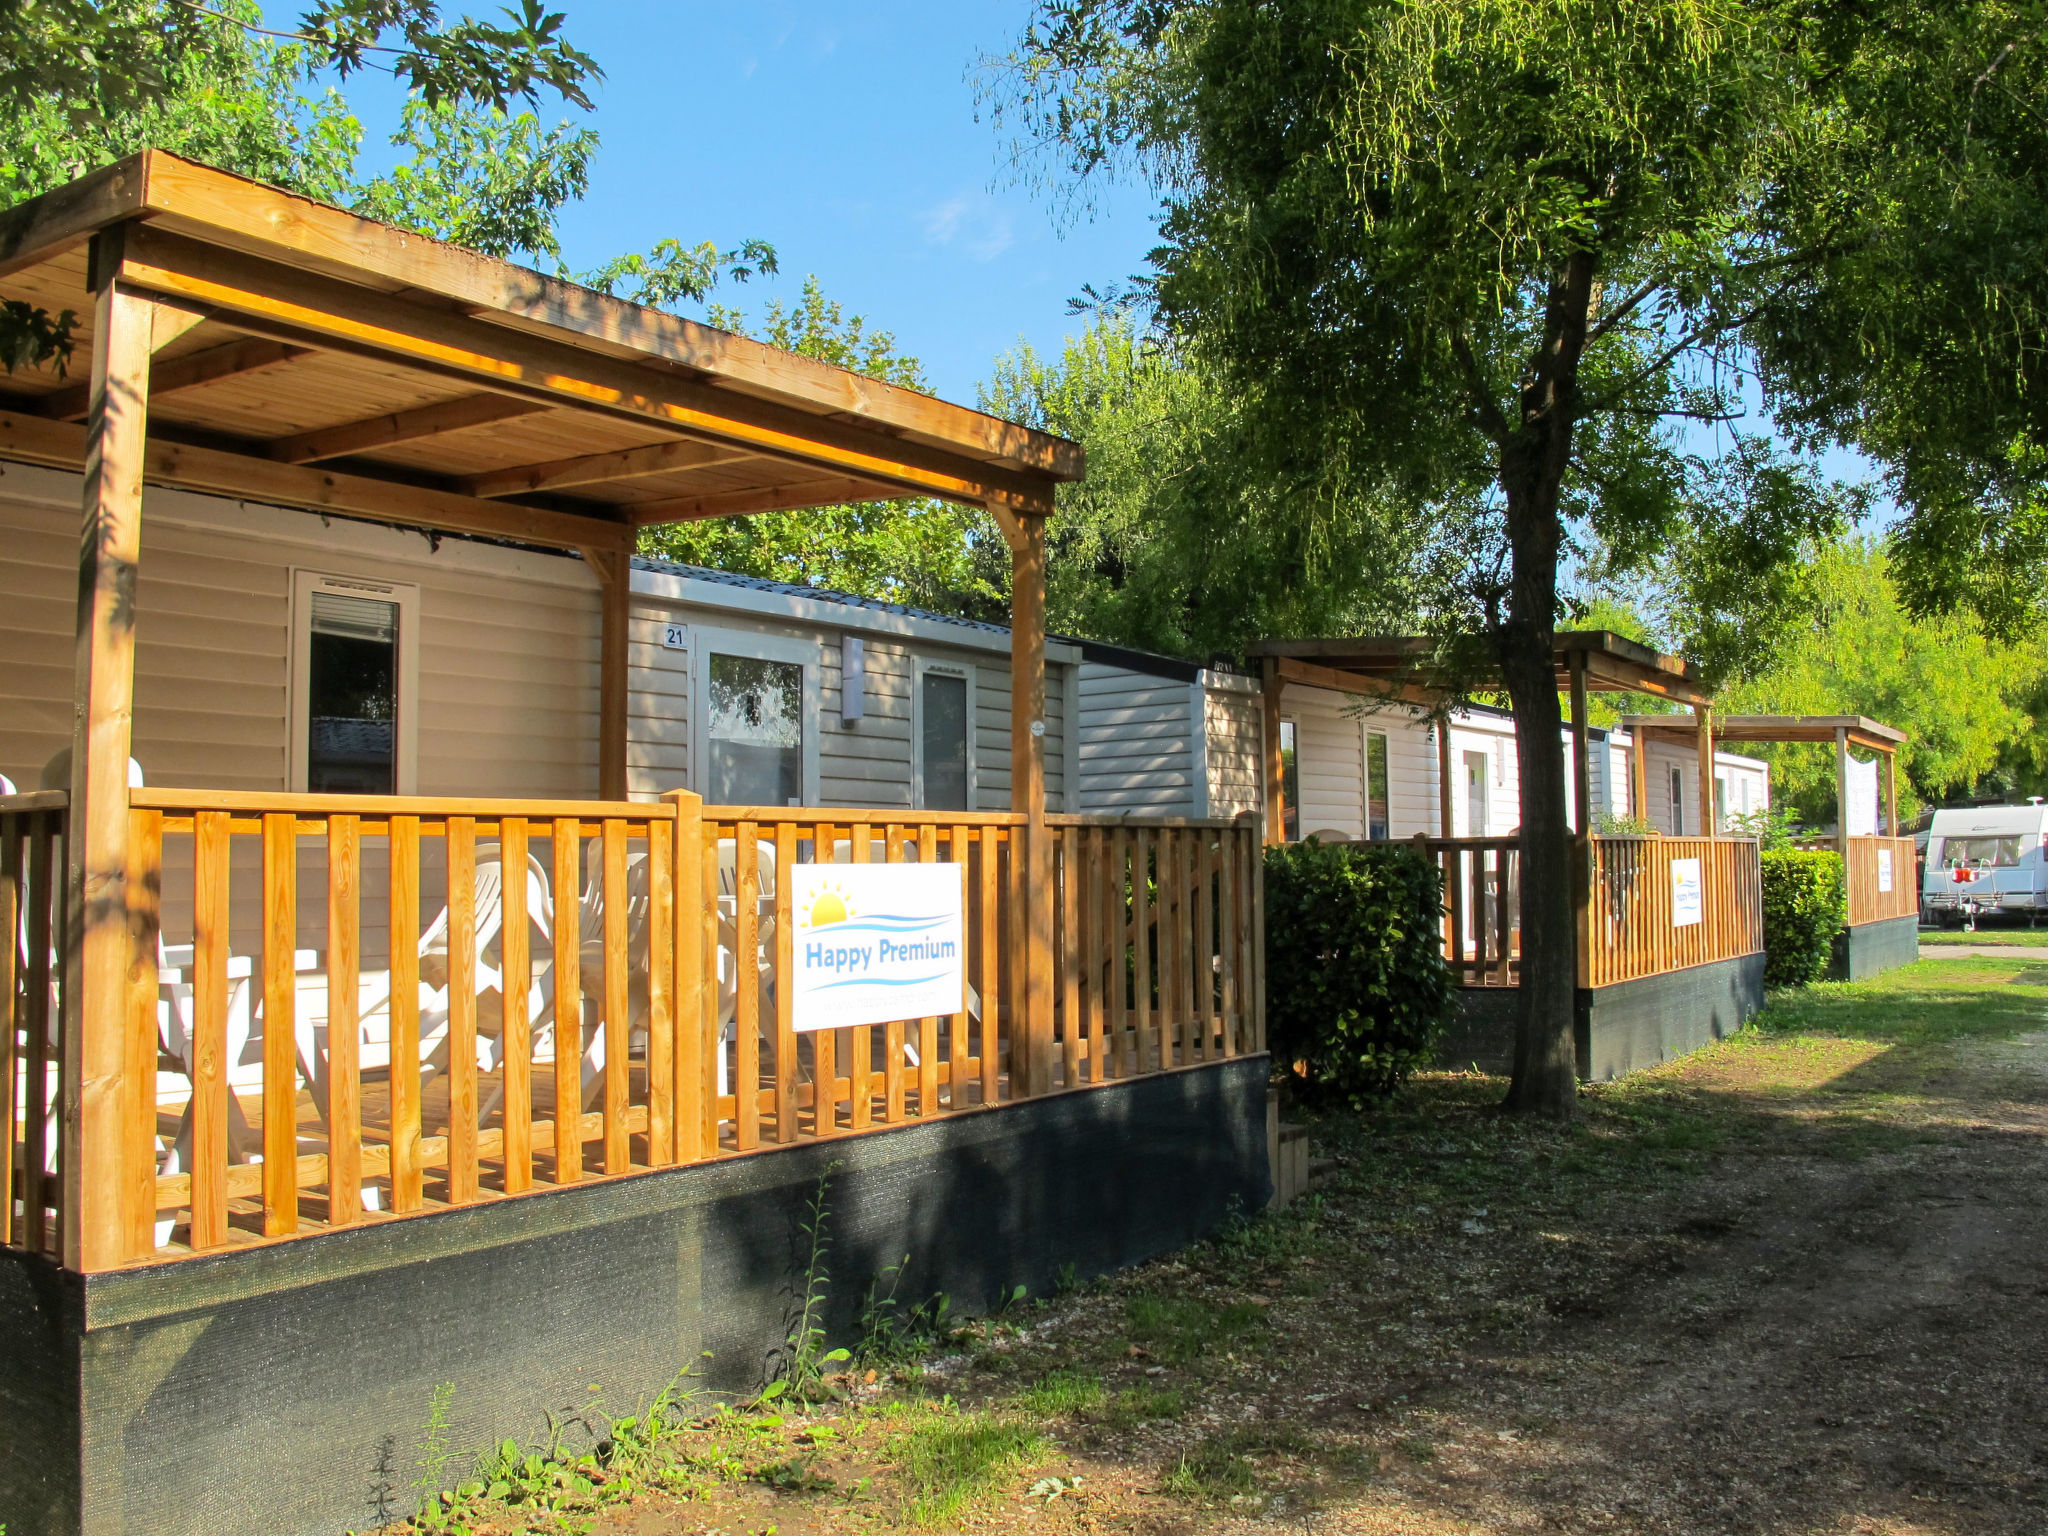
[[265, 391, 547, 464], [645, 811, 675, 1165], [1060, 824, 1081, 1089], [602, 819, 631, 1174], [23, 818, 55, 1253], [883, 826, 906, 1123], [445, 817, 479, 1205], [811, 824, 840, 1134], [0, 819, 23, 1248], [774, 823, 800, 1142], [40, 336, 311, 421], [1134, 828, 1156, 1073], [1110, 827, 1130, 1078], [666, 793, 707, 1161], [979, 826, 1001, 1106], [124, 808, 164, 1256], [849, 825, 872, 1128], [463, 435, 750, 497], [947, 825, 971, 1108], [189, 810, 231, 1250], [500, 817, 532, 1193], [326, 815, 362, 1224], [551, 819, 584, 1181], [918, 824, 941, 1116], [1218, 825, 1239, 1059], [734, 822, 761, 1151], [1251, 825, 1267, 1053], [260, 812, 298, 1235], [387, 815, 423, 1212], [698, 803, 720, 1155], [1198, 830, 1217, 1062]]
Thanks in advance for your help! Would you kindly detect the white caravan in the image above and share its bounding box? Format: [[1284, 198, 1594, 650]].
[[1922, 804, 2048, 925]]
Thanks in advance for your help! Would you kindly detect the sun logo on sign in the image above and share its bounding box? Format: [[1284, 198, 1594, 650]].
[[806, 879, 854, 928]]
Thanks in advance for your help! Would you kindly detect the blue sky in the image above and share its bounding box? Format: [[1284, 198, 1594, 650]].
[[330, 2, 1160, 406]]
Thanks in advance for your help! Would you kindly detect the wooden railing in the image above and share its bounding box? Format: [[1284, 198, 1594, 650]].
[[1580, 836, 1763, 988], [1421, 837, 1519, 987], [1, 791, 67, 1260], [1842, 836, 1918, 927], [5, 789, 1263, 1267]]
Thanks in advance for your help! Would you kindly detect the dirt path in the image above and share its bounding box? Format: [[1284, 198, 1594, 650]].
[[425, 960, 2048, 1536]]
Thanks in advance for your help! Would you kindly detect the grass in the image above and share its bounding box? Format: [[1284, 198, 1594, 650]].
[[1755, 956, 2048, 1045], [1124, 1292, 1267, 1366], [887, 1404, 1045, 1526], [1096, 1382, 1184, 1429], [1018, 1368, 1103, 1416], [1917, 925, 2048, 946], [1160, 1424, 1316, 1501]]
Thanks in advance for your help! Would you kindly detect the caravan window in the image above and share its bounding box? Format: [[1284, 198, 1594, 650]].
[[707, 654, 804, 805], [1941, 837, 2024, 869], [1366, 731, 1390, 840], [916, 665, 972, 811], [1279, 720, 1299, 842], [291, 571, 419, 794]]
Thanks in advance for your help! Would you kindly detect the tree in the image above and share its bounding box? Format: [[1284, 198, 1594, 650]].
[[1717, 539, 2031, 824], [638, 278, 1001, 613], [0, 0, 774, 372], [991, 0, 1851, 1115]]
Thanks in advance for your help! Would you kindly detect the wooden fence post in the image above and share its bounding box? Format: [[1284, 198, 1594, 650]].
[[65, 229, 156, 1270]]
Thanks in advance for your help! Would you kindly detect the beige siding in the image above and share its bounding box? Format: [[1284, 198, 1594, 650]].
[[1204, 681, 1263, 820]]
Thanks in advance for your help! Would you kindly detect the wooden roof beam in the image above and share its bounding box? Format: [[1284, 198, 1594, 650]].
[[0, 407, 630, 553], [264, 391, 549, 464], [463, 436, 756, 499], [36, 335, 312, 422], [631, 475, 899, 525], [109, 224, 1061, 516], [1275, 655, 1439, 709], [113, 151, 1082, 481]]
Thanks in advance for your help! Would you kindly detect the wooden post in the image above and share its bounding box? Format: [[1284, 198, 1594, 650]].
[[1006, 512, 1053, 1096], [1569, 652, 1592, 835], [1630, 724, 1649, 827], [1260, 658, 1285, 846], [1834, 724, 1852, 861], [1697, 706, 1716, 837], [65, 230, 155, 1271], [1568, 652, 1593, 990], [1437, 714, 1455, 838], [584, 545, 631, 801], [1882, 749, 1898, 837]]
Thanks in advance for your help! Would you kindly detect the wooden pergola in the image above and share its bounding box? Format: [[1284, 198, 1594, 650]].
[[1619, 714, 1908, 845], [1248, 632, 1714, 844], [0, 150, 1081, 1270]]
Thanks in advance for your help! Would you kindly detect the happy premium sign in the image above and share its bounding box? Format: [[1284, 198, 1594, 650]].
[[788, 861, 966, 1031]]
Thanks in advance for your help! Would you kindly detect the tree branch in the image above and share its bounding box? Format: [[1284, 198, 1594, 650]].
[[1449, 327, 1510, 443]]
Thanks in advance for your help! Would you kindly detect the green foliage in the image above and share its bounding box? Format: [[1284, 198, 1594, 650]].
[[1262, 840, 1453, 1105], [761, 1162, 851, 1405], [0, 1, 768, 375], [1761, 849, 1846, 989], [853, 1256, 955, 1373], [1725, 804, 1803, 851], [641, 279, 1001, 612], [1719, 539, 2030, 820]]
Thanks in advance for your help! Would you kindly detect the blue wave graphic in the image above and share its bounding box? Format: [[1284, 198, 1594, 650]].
[[815, 973, 950, 992], [809, 918, 948, 936]]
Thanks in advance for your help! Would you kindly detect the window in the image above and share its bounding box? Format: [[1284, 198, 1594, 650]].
[[1279, 719, 1299, 842], [707, 654, 804, 806], [1366, 731, 1390, 840], [1669, 765, 1685, 835], [290, 571, 419, 794], [1464, 750, 1488, 836], [1942, 837, 2023, 870], [914, 660, 974, 811], [1714, 775, 1728, 834]]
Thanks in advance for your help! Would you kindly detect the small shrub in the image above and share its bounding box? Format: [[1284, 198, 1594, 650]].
[[1264, 839, 1454, 1104], [1761, 847, 1845, 987]]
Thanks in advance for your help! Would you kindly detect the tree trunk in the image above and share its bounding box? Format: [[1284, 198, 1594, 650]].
[[1496, 251, 1598, 1119]]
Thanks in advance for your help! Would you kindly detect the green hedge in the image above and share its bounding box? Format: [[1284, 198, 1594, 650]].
[[1264, 839, 1454, 1104], [1760, 847, 1845, 987]]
